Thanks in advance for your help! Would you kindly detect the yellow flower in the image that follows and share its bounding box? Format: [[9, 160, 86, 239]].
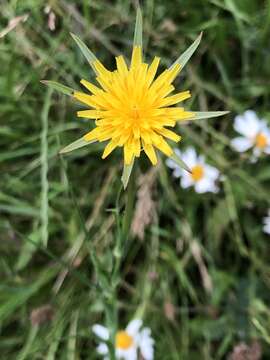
[[73, 46, 193, 165]]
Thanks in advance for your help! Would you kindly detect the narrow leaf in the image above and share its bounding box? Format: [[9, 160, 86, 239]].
[[170, 32, 203, 70], [185, 111, 230, 121], [121, 159, 135, 189], [41, 80, 74, 96], [133, 7, 143, 47], [170, 151, 191, 173], [59, 136, 95, 154], [67, 310, 79, 360], [70, 33, 98, 73]]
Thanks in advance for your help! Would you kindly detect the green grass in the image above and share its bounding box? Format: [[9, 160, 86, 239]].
[[1, 0, 270, 358]]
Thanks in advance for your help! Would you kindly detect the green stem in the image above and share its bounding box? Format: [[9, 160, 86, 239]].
[[104, 298, 117, 360], [106, 166, 137, 359], [122, 167, 136, 240]]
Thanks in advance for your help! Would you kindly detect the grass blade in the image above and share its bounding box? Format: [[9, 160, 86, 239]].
[[70, 32, 98, 74], [59, 136, 95, 154], [67, 310, 79, 360], [133, 6, 143, 47], [41, 80, 74, 96], [17, 326, 39, 360], [46, 319, 65, 360], [40, 89, 51, 247], [170, 32, 203, 69]]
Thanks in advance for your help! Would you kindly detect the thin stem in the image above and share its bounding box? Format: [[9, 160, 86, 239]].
[[103, 167, 137, 360], [122, 166, 136, 240], [112, 165, 136, 285]]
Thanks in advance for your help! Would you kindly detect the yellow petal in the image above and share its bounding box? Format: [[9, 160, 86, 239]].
[[116, 55, 128, 75], [73, 91, 97, 108], [80, 79, 101, 95], [93, 60, 111, 77], [131, 46, 142, 70], [155, 128, 181, 142], [154, 137, 173, 156], [77, 110, 103, 119], [143, 142, 157, 165], [132, 138, 141, 157], [84, 128, 99, 141], [145, 57, 160, 87], [124, 144, 134, 165], [102, 139, 119, 159], [166, 63, 181, 83], [159, 91, 191, 107]]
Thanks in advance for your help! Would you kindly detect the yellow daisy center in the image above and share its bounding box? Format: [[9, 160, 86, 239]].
[[191, 165, 204, 182], [255, 132, 267, 149], [116, 331, 134, 350], [74, 46, 192, 165]]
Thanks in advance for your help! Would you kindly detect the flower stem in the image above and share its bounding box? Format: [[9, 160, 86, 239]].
[[106, 166, 136, 359], [122, 166, 136, 240]]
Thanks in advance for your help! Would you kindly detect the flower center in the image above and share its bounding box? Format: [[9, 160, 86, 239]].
[[116, 331, 134, 350], [255, 132, 267, 149], [191, 165, 204, 182]]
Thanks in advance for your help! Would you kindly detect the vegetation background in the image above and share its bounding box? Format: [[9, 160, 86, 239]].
[[1, 0, 270, 359]]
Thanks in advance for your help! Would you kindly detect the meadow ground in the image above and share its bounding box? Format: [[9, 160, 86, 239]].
[[1, 0, 270, 359]]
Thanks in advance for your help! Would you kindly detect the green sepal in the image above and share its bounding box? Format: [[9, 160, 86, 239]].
[[121, 158, 135, 190], [133, 6, 143, 47], [59, 136, 95, 154], [184, 111, 230, 121], [170, 32, 203, 70], [40, 80, 74, 96], [70, 32, 98, 74]]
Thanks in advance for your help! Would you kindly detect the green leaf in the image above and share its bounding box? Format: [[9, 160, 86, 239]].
[[133, 7, 143, 47], [170, 32, 203, 70], [59, 136, 95, 154], [70, 33, 98, 73], [185, 111, 230, 121], [40, 80, 74, 96], [170, 151, 191, 173], [121, 159, 135, 190]]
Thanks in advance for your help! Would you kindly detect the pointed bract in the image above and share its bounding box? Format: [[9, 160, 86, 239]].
[[121, 159, 135, 189], [70, 32, 98, 74], [186, 111, 230, 121], [170, 32, 203, 70], [41, 80, 74, 96], [59, 136, 95, 154], [133, 6, 143, 47]]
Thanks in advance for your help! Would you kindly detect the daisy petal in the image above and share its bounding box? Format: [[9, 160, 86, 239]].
[[166, 158, 178, 170], [140, 328, 154, 360], [180, 174, 194, 189], [116, 347, 137, 360], [97, 343, 109, 355], [204, 164, 220, 180], [126, 319, 143, 336], [231, 137, 253, 152], [263, 214, 270, 235], [181, 147, 197, 167], [263, 224, 270, 235], [195, 178, 217, 193], [92, 324, 109, 340], [264, 146, 270, 154], [233, 111, 260, 138]]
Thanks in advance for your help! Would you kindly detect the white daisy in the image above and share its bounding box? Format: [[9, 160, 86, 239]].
[[263, 210, 270, 235], [166, 147, 220, 193], [231, 110, 270, 159], [92, 319, 154, 360]]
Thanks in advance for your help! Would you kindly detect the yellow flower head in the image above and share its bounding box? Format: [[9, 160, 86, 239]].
[[73, 46, 192, 165]]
